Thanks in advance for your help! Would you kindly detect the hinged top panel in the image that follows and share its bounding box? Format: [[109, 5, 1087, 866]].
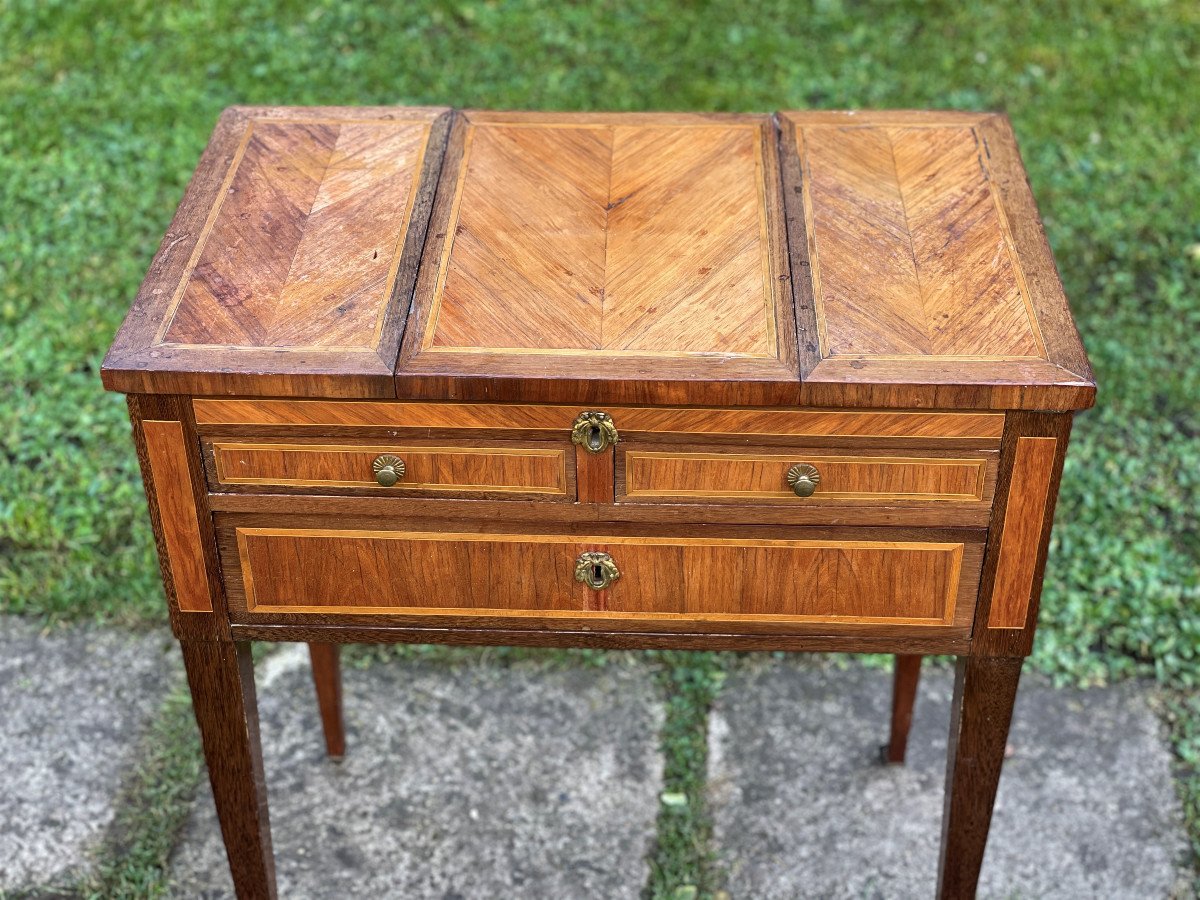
[[102, 106, 452, 398], [417, 112, 778, 357], [394, 110, 799, 406], [778, 110, 1093, 410]]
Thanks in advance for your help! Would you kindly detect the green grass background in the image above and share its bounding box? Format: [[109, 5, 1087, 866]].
[[4, 0, 1196, 683], [1, 0, 1198, 880]]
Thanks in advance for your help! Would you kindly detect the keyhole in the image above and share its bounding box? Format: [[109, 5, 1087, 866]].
[[591, 563, 605, 587], [588, 425, 602, 451]]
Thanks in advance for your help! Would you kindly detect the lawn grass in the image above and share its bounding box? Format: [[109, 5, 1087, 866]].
[[2, 0, 1197, 891], [79, 678, 205, 899]]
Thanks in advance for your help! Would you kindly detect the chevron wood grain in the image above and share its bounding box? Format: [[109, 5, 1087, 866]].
[[395, 110, 799, 406], [162, 120, 430, 349], [779, 110, 1094, 411], [421, 116, 775, 357], [799, 123, 1041, 359]]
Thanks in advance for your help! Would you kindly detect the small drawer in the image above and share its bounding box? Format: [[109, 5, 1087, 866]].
[[221, 524, 982, 632], [619, 448, 995, 505], [205, 441, 572, 500]]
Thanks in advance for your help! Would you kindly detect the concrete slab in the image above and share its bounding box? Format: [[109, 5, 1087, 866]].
[[170, 648, 664, 899], [0, 617, 177, 891], [709, 657, 1192, 899]]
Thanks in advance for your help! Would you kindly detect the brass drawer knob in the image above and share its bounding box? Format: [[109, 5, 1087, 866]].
[[575, 551, 620, 591], [571, 411, 618, 453], [787, 463, 821, 497], [372, 454, 406, 487]]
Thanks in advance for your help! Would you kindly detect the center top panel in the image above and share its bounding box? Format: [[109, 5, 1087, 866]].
[[396, 110, 799, 403]]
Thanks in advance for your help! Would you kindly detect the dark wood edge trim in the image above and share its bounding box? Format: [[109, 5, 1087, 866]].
[[103, 351, 399, 398], [774, 112, 822, 382], [778, 109, 996, 127], [460, 109, 774, 126], [378, 108, 455, 377], [206, 492, 994, 528], [759, 116, 801, 378], [229, 622, 970, 655], [396, 111, 471, 372], [224, 104, 450, 122]]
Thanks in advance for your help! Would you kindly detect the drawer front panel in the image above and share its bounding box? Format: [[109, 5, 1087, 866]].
[[227, 527, 979, 628], [621, 450, 993, 504], [208, 442, 570, 498]]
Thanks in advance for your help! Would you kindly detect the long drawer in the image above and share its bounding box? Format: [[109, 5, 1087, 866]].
[[219, 522, 983, 633]]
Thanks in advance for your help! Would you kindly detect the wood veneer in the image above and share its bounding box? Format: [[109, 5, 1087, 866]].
[[102, 106, 452, 398], [207, 441, 570, 498], [142, 420, 213, 613], [224, 526, 977, 629], [778, 111, 1095, 412], [393, 110, 800, 406], [105, 106, 1094, 410], [193, 399, 1005, 444], [986, 436, 1059, 629], [621, 448, 994, 504]]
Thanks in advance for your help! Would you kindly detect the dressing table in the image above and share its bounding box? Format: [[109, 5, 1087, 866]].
[[103, 106, 1094, 898]]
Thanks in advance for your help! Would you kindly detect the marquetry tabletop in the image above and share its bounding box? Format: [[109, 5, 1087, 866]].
[[103, 106, 1092, 412]]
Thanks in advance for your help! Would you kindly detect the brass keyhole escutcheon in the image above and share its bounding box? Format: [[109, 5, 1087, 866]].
[[571, 411, 618, 453], [372, 454, 406, 487], [575, 551, 620, 591], [787, 463, 820, 497]]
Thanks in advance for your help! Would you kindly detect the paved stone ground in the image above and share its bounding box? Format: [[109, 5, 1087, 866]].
[[4, 626, 1194, 898], [0, 618, 177, 892], [169, 647, 664, 899], [709, 657, 1194, 899]]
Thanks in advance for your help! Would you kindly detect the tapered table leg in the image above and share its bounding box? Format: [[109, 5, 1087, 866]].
[[180, 640, 277, 900], [308, 642, 345, 758], [937, 655, 1022, 899], [883, 654, 922, 764]]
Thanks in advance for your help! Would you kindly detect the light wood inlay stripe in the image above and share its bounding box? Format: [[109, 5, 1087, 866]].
[[988, 437, 1058, 628], [143, 421, 213, 613], [193, 399, 1005, 441]]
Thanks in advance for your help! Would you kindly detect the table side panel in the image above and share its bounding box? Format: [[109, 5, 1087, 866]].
[[142, 420, 214, 613], [988, 435, 1059, 629]]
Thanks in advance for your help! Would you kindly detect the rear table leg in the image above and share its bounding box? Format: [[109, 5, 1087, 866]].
[[308, 642, 345, 759], [883, 654, 922, 764]]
